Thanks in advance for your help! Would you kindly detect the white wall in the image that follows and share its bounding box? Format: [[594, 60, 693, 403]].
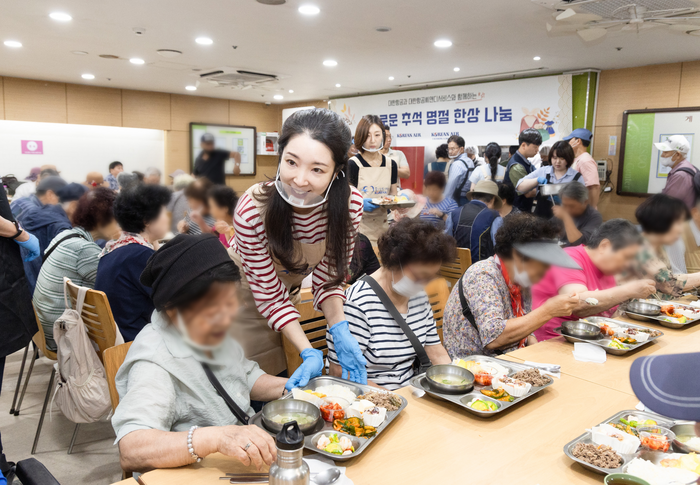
[[0, 120, 165, 184]]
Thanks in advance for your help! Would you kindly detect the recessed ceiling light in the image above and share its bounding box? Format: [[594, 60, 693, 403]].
[[4, 40, 22, 48], [335, 83, 341, 87], [434, 39, 452, 48], [72, 50, 88, 55], [196, 37, 213, 45], [323, 59, 337, 67], [288, 89, 294, 93], [298, 5, 320, 15], [533, 56, 541, 61], [274, 94, 284, 100], [130, 58, 145, 65], [376, 26, 392, 32], [388, 76, 394, 81], [50, 12, 72, 21], [453, 67, 460, 72], [185, 85, 197, 91], [81, 74, 95, 80]]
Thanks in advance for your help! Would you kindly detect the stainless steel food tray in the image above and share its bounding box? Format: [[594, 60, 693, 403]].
[[624, 299, 700, 329], [563, 409, 675, 475], [553, 317, 663, 355], [250, 376, 407, 461], [408, 356, 553, 417], [370, 198, 416, 210]]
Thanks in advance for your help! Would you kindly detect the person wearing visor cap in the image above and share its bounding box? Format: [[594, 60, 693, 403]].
[[348, 114, 398, 244], [193, 133, 242, 185], [532, 219, 657, 341], [443, 213, 581, 357], [230, 109, 366, 392], [113, 233, 285, 473], [655, 135, 696, 211], [563, 128, 600, 210]]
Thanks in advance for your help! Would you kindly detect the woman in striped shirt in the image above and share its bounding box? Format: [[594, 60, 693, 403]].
[[177, 178, 216, 236], [327, 219, 455, 390], [230, 109, 366, 391]]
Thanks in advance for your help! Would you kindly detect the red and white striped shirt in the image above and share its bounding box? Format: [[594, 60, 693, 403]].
[[232, 183, 363, 332]]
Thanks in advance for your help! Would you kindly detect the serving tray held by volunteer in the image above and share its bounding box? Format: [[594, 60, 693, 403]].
[[348, 115, 399, 245], [229, 108, 367, 391]]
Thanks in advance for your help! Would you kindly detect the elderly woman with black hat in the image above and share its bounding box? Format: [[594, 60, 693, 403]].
[[443, 213, 581, 358], [112, 234, 285, 473]]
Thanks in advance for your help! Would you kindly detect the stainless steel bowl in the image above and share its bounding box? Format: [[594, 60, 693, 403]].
[[671, 423, 700, 453], [425, 364, 474, 394], [539, 183, 569, 196], [626, 301, 661, 316], [561, 320, 602, 340], [261, 399, 321, 434]]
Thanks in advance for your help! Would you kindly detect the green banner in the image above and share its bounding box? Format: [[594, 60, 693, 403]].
[[621, 113, 655, 193]]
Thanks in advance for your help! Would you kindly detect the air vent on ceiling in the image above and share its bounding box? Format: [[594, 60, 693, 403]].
[[99, 54, 120, 59], [198, 68, 282, 89]]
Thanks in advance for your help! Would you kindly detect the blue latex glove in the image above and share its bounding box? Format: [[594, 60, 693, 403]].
[[328, 321, 367, 384], [363, 199, 379, 212], [16, 233, 40, 262], [285, 348, 323, 392], [537, 175, 548, 185]]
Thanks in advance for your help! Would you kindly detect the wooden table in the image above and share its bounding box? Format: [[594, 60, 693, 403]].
[[506, 310, 700, 396], [132, 374, 639, 485]]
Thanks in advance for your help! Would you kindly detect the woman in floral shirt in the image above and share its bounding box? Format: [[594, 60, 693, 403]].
[[443, 213, 580, 357], [620, 194, 700, 300]]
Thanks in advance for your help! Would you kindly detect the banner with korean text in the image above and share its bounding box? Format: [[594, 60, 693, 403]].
[[331, 75, 572, 174]]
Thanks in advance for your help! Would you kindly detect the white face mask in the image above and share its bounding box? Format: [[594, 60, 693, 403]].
[[274, 167, 341, 209], [448, 154, 458, 159], [660, 154, 676, 167], [176, 311, 224, 352], [362, 143, 384, 153], [391, 265, 424, 297], [512, 260, 532, 288]]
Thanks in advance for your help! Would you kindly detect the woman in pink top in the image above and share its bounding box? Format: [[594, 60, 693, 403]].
[[532, 219, 657, 341]]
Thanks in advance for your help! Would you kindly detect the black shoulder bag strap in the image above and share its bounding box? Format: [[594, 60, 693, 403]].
[[42, 233, 86, 263], [573, 172, 582, 182], [458, 276, 505, 356], [361, 276, 432, 373], [201, 363, 250, 425]]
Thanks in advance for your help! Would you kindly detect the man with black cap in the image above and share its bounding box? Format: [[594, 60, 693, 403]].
[[15, 176, 75, 292], [193, 134, 241, 185]]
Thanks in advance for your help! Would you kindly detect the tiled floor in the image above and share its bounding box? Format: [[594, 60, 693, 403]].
[[1, 348, 122, 484]]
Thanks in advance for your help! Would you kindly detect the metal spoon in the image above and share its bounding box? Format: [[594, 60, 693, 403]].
[[311, 468, 341, 485]]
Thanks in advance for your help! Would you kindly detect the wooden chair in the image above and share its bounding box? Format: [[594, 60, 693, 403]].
[[31, 279, 120, 455], [283, 300, 329, 376], [439, 247, 472, 289], [425, 278, 451, 344], [103, 342, 133, 412]]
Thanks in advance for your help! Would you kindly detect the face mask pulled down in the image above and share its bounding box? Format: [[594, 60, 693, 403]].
[[392, 266, 424, 298], [274, 167, 341, 209], [176, 312, 224, 352]]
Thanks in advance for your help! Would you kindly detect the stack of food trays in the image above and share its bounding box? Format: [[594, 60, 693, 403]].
[[564, 410, 700, 483], [625, 299, 700, 329], [553, 317, 663, 355], [250, 376, 407, 461], [409, 356, 554, 417]]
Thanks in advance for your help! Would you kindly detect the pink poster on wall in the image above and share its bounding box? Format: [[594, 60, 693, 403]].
[[21, 140, 43, 154]]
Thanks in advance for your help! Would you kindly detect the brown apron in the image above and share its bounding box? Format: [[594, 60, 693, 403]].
[[353, 155, 392, 244], [229, 185, 326, 375]]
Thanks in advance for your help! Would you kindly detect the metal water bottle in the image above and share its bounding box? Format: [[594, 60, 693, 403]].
[[269, 420, 309, 485]]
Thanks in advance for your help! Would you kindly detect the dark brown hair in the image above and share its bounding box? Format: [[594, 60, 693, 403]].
[[424, 171, 447, 190], [378, 218, 457, 270], [184, 177, 214, 205], [71, 187, 115, 230], [550, 140, 575, 168], [354, 115, 385, 154], [254, 108, 354, 288]]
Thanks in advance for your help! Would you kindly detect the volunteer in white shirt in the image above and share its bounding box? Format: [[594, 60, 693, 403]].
[[381, 125, 410, 187]]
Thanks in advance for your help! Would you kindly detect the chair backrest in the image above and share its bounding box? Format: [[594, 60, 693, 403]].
[[283, 300, 329, 376], [439, 247, 472, 289], [32, 306, 57, 361], [103, 342, 133, 412], [425, 278, 451, 344], [65, 279, 119, 363]]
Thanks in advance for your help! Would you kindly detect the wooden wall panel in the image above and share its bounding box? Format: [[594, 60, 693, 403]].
[[679, 61, 700, 107], [229, 100, 279, 131], [0, 77, 4, 120], [170, 94, 229, 131], [595, 63, 682, 127], [165, 130, 190, 175], [3, 77, 67, 123], [226, 156, 277, 194], [122, 90, 171, 130], [66, 84, 122, 126]]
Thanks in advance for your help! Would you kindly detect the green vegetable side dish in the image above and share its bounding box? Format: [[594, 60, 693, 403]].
[[469, 399, 498, 411], [271, 412, 315, 425]]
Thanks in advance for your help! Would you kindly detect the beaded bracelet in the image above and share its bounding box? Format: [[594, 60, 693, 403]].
[[187, 425, 202, 463]]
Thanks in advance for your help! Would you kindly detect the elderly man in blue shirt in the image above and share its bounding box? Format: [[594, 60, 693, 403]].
[[444, 135, 476, 207]]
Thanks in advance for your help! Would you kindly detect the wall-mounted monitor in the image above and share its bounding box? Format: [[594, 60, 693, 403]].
[[190, 123, 257, 176]]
